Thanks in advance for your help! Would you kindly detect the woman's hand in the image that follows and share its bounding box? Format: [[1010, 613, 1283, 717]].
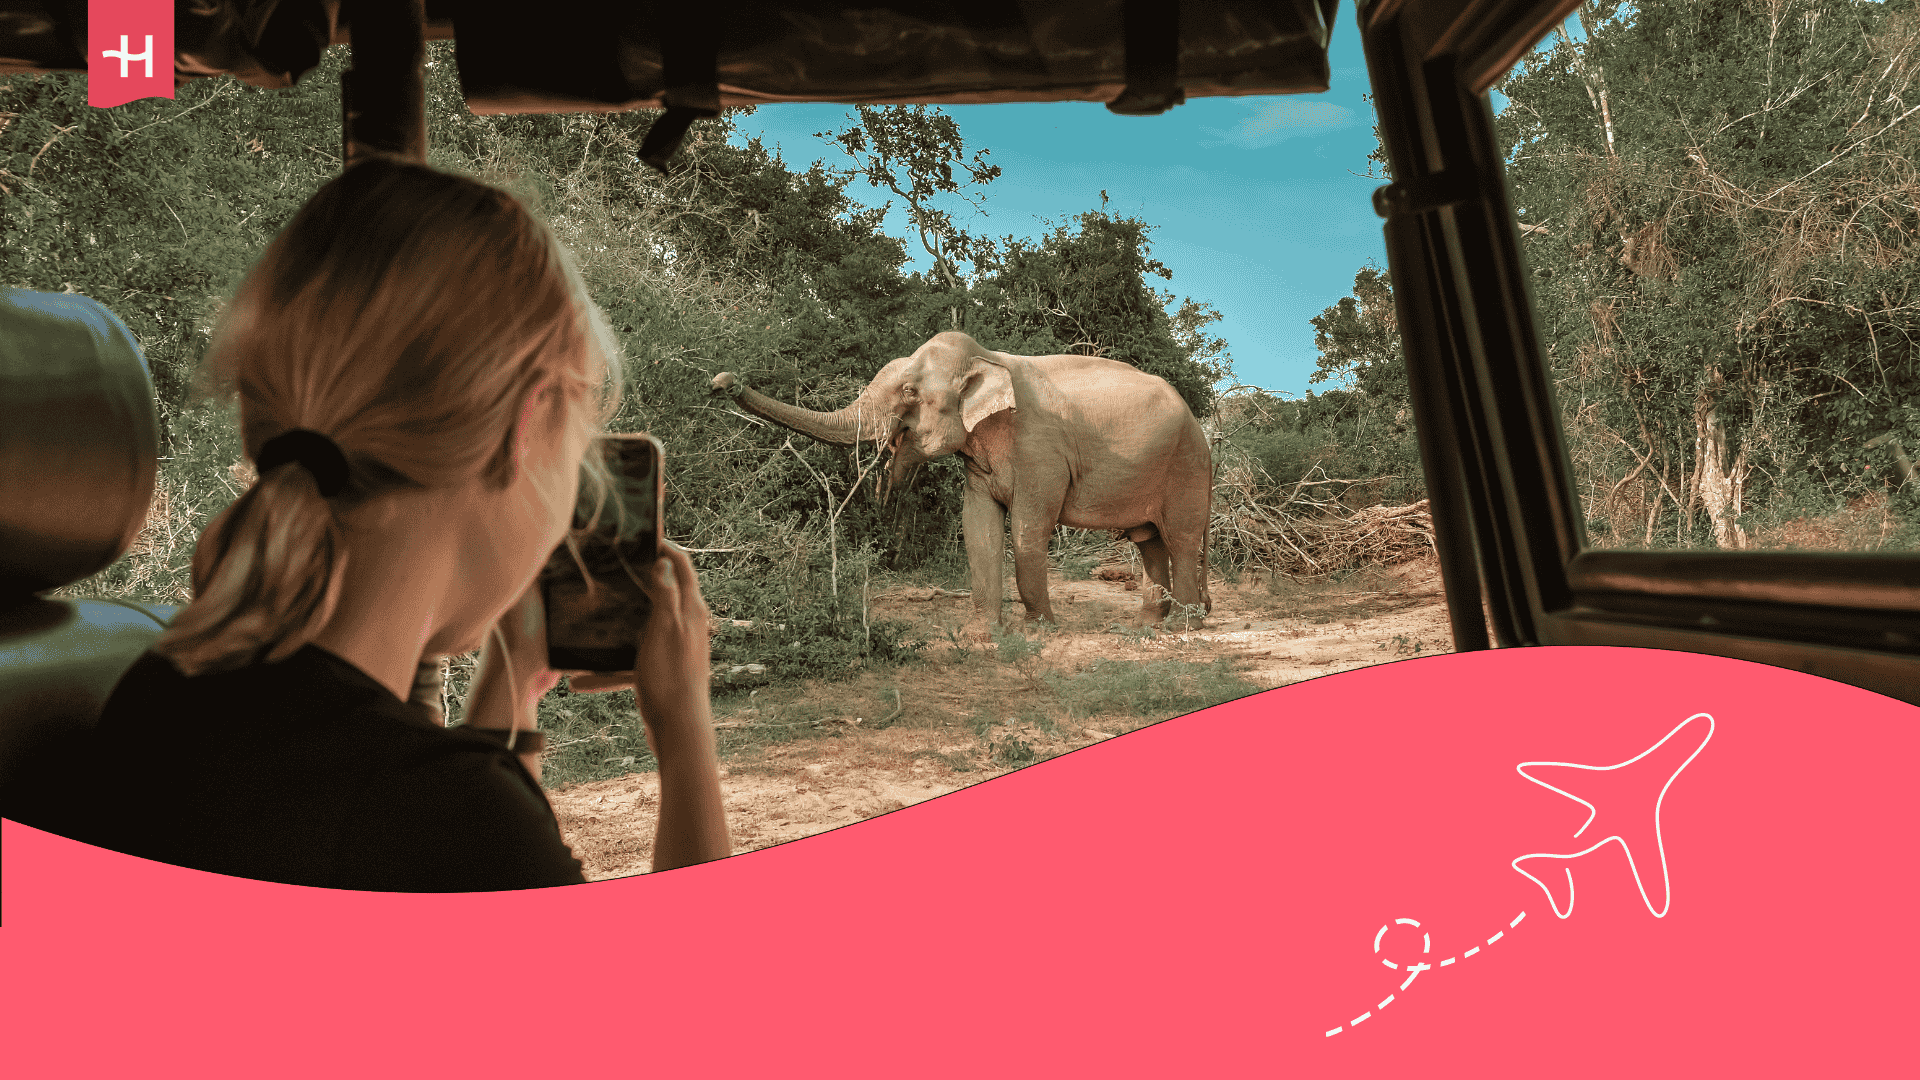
[[567, 542, 730, 869], [565, 543, 710, 718]]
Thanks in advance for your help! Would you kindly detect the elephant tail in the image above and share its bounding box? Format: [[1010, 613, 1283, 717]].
[[1203, 429, 1217, 613], [1202, 513, 1214, 613]]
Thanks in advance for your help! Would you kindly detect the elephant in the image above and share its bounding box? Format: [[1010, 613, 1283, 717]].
[[711, 331, 1213, 629]]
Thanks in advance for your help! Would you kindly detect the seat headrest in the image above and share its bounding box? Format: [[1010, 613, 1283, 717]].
[[0, 289, 160, 600]]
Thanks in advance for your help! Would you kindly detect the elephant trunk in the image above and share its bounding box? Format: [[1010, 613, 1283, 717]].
[[876, 427, 922, 508], [877, 461, 925, 509], [712, 372, 897, 448]]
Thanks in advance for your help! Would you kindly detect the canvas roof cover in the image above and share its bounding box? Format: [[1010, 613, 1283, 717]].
[[1, 2, 1339, 110]]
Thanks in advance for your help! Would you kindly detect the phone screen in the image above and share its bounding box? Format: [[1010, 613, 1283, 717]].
[[541, 434, 664, 674]]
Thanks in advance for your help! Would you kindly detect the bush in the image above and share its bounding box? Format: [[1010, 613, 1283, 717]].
[[989, 735, 1038, 768]]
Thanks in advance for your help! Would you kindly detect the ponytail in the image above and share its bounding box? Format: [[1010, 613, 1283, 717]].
[[157, 460, 349, 675]]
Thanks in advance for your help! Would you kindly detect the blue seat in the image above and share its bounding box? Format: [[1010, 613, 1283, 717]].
[[0, 288, 175, 833]]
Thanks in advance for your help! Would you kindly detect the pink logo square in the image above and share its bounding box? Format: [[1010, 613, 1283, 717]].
[[87, 0, 175, 108]]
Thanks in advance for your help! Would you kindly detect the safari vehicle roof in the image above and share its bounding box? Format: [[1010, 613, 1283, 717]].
[[8, 2, 1342, 106], [9, 0, 1920, 706]]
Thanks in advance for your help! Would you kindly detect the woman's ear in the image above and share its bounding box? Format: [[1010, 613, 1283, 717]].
[[510, 380, 564, 467], [959, 356, 1015, 432]]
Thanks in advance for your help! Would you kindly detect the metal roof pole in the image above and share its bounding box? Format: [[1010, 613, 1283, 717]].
[[340, 0, 427, 168], [342, 0, 433, 723], [1362, 3, 1501, 650]]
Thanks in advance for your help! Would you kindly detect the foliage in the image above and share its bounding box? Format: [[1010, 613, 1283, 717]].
[[989, 622, 1052, 691], [514, 685, 654, 787], [989, 623, 1047, 665], [2, 54, 344, 448], [1310, 263, 1405, 405], [988, 734, 1038, 767], [1210, 254, 1424, 539], [817, 104, 1001, 325], [1493, 0, 1920, 548], [1280, 0, 1920, 554]]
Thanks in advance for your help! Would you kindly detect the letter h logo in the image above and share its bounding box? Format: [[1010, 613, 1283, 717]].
[[87, 1, 175, 108], [102, 36, 153, 79]]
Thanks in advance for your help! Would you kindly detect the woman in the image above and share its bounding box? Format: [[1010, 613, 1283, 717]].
[[84, 159, 729, 891]]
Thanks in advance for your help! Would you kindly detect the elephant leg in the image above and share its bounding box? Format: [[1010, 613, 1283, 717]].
[[1163, 529, 1210, 629], [1160, 426, 1215, 628], [1134, 534, 1173, 624], [1008, 492, 1064, 626], [961, 477, 1007, 628]]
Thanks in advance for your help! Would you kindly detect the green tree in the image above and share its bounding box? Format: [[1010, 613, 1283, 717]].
[[1310, 262, 1404, 404], [1218, 263, 1421, 507], [973, 208, 1233, 417], [818, 104, 1001, 329], [1497, 0, 1920, 549], [3, 54, 344, 446], [1301, 263, 1420, 502]]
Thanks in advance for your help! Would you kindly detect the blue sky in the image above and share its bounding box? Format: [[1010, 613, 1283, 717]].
[[726, 19, 1388, 398]]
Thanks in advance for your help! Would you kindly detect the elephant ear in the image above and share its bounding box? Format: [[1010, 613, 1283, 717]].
[[960, 355, 1016, 432]]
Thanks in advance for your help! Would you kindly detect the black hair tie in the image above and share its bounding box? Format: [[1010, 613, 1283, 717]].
[[256, 428, 350, 497]]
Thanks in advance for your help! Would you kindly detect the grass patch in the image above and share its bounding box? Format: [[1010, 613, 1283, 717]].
[[910, 748, 976, 773], [1020, 707, 1059, 737], [529, 681, 870, 790], [708, 590, 926, 684], [989, 622, 1054, 689], [1044, 658, 1264, 721], [515, 685, 655, 787]]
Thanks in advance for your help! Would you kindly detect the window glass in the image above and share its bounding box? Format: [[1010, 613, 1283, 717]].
[[1495, 1, 1920, 552]]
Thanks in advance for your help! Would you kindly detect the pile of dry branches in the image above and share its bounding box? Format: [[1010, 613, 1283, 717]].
[[1210, 460, 1434, 576]]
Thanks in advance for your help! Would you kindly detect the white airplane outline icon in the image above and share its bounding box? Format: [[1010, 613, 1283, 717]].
[[1510, 712, 1715, 919]]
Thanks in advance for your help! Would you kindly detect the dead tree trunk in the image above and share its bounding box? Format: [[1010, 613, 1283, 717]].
[[1564, 2, 1619, 158], [1693, 380, 1749, 550]]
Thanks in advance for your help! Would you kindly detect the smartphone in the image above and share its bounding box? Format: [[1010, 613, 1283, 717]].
[[540, 433, 665, 674]]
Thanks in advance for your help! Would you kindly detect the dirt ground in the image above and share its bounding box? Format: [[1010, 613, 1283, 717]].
[[547, 555, 1452, 881]]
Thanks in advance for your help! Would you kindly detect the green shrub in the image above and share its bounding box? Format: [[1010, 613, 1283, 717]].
[[990, 736, 1038, 768], [990, 623, 1047, 665]]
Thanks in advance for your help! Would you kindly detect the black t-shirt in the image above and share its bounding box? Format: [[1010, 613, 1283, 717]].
[[81, 644, 586, 891]]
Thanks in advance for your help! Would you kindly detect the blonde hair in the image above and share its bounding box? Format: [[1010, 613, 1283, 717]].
[[156, 159, 625, 677]]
